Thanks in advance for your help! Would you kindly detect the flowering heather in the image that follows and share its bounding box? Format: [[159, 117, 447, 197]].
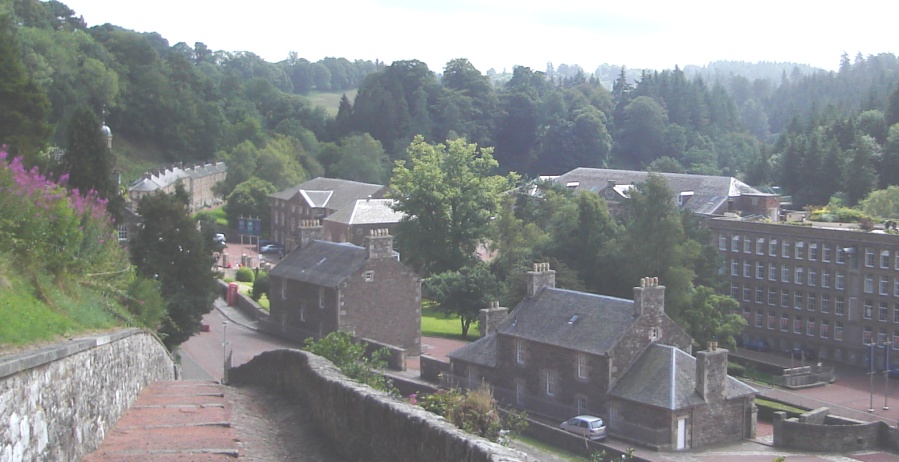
[[0, 147, 121, 276]]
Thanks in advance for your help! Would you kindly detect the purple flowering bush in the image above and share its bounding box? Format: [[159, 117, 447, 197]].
[[0, 148, 125, 277]]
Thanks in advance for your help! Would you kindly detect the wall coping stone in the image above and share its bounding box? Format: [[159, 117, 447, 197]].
[[0, 328, 155, 379]]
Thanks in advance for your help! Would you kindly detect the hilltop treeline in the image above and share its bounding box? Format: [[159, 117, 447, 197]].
[[4, 0, 899, 208]]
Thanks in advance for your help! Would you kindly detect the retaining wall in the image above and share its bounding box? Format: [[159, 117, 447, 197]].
[[0, 329, 175, 462], [228, 348, 527, 462], [772, 411, 887, 453]]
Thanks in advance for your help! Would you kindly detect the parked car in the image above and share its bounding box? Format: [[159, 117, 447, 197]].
[[744, 339, 770, 352], [260, 244, 283, 254], [560, 415, 607, 440], [214, 233, 226, 242]]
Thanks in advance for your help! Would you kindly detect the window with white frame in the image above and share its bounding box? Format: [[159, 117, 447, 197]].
[[768, 288, 777, 305], [795, 241, 805, 259], [780, 314, 789, 332], [743, 260, 751, 278], [577, 353, 588, 380], [882, 276, 890, 295], [300, 307, 305, 322], [719, 234, 727, 251], [880, 301, 889, 322], [756, 238, 765, 255], [769, 239, 778, 256], [768, 311, 776, 329], [822, 269, 831, 288], [544, 370, 557, 397], [794, 291, 803, 310], [807, 293, 817, 311], [895, 278, 899, 297], [769, 262, 777, 281], [809, 243, 818, 261], [821, 320, 830, 338], [836, 271, 845, 290], [894, 305, 899, 323], [781, 289, 790, 308], [821, 294, 830, 313], [743, 286, 751, 302], [577, 395, 588, 415], [782, 240, 791, 258], [318, 287, 324, 308], [807, 319, 815, 336], [837, 247, 846, 264], [731, 235, 740, 252], [731, 283, 740, 298], [882, 250, 891, 269], [823, 243, 832, 262], [755, 287, 763, 303], [863, 327, 873, 344], [117, 225, 128, 241], [835, 322, 843, 341], [743, 236, 752, 253], [364, 270, 374, 282], [808, 268, 816, 286], [516, 340, 526, 365], [794, 266, 804, 285], [793, 316, 802, 334], [731, 259, 739, 276], [864, 300, 873, 319], [756, 262, 765, 279], [743, 307, 752, 324], [865, 275, 874, 294], [782, 264, 790, 283], [835, 296, 844, 315], [866, 248, 875, 267], [755, 310, 763, 328]]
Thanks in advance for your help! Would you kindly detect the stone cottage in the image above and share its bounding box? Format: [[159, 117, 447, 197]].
[[268, 228, 421, 354], [448, 264, 756, 450]]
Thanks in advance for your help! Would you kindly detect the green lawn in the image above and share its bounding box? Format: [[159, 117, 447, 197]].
[[421, 305, 479, 340], [306, 89, 357, 117]]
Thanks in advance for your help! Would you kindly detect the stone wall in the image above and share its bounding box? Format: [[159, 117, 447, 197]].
[[421, 355, 451, 383], [0, 329, 174, 462], [228, 349, 527, 462], [772, 411, 886, 453]]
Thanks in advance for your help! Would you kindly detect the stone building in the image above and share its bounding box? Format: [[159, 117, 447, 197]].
[[323, 198, 405, 246], [127, 162, 227, 211], [708, 216, 899, 368], [268, 228, 421, 354], [448, 267, 753, 449], [269, 177, 387, 251]]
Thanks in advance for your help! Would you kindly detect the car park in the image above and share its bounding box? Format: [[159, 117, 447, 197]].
[[560, 415, 607, 440]]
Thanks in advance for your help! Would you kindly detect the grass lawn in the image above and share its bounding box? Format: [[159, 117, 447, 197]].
[[421, 305, 479, 340], [306, 89, 357, 117]]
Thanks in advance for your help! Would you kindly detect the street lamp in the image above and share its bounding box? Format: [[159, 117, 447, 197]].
[[885, 341, 892, 411], [869, 342, 875, 413], [222, 320, 229, 383]]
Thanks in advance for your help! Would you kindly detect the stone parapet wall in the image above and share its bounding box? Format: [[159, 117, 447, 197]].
[[0, 329, 174, 462], [228, 349, 527, 462], [772, 411, 886, 453]]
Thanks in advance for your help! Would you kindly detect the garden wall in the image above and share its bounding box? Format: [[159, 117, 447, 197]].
[[228, 349, 527, 462], [0, 329, 174, 461]]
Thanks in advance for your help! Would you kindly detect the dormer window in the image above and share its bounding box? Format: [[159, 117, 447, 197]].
[[651, 327, 659, 341]]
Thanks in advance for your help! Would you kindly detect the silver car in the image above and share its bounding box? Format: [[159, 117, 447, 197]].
[[560, 415, 607, 440]]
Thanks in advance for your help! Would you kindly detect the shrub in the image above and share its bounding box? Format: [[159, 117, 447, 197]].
[[251, 271, 269, 301], [304, 331, 396, 394], [235, 266, 254, 283], [417, 385, 528, 444], [728, 362, 746, 377]]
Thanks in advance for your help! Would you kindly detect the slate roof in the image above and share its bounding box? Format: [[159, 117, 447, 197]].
[[128, 162, 226, 193], [324, 198, 405, 225], [270, 177, 386, 213], [497, 288, 636, 356], [608, 344, 757, 410], [269, 240, 367, 288], [447, 333, 497, 367], [554, 168, 773, 216]]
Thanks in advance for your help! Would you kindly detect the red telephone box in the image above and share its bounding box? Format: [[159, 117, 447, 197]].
[[227, 282, 239, 306]]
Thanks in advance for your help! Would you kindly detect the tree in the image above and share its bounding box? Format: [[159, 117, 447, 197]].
[[679, 287, 746, 352], [0, 15, 51, 165], [860, 186, 899, 219], [425, 262, 499, 338], [389, 136, 517, 275], [615, 96, 668, 168], [224, 178, 277, 237], [130, 187, 217, 347], [57, 105, 115, 199], [304, 331, 395, 394], [328, 133, 387, 183]]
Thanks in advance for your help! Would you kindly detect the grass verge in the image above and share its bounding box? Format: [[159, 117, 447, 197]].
[[421, 305, 479, 340]]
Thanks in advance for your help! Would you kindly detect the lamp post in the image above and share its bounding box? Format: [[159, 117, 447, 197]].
[[885, 341, 892, 411], [222, 320, 229, 382], [869, 342, 876, 413]]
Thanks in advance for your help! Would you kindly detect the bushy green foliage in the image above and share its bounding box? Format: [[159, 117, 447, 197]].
[[809, 205, 869, 223], [235, 266, 255, 283], [251, 271, 268, 301], [304, 331, 396, 395], [416, 386, 527, 444]]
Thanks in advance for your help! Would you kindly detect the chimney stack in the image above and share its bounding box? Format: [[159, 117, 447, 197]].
[[633, 277, 665, 317], [527, 263, 556, 298], [479, 301, 508, 337], [365, 228, 394, 260], [695, 342, 729, 403], [297, 219, 324, 248]]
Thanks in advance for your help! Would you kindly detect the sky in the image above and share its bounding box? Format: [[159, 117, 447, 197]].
[[62, 0, 897, 74]]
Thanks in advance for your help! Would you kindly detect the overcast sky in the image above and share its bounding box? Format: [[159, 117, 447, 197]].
[[63, 0, 896, 74]]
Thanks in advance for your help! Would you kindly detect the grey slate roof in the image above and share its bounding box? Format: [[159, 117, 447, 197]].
[[497, 287, 636, 355], [447, 333, 497, 367], [554, 168, 773, 216], [269, 240, 366, 288], [608, 344, 757, 410], [270, 177, 386, 213], [324, 198, 406, 225], [128, 162, 226, 193]]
